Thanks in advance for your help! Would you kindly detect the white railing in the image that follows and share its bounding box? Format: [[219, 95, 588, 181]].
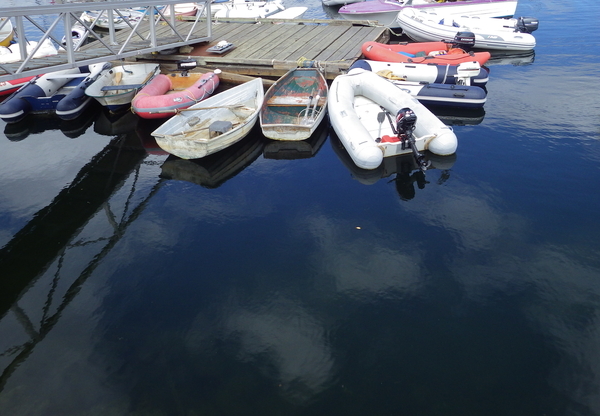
[[0, 0, 212, 82]]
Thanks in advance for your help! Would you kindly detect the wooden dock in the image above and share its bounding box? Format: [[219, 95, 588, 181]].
[[0, 0, 392, 82], [111, 18, 388, 80]]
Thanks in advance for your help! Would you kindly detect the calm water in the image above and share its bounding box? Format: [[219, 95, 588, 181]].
[[1, 0, 600, 415]]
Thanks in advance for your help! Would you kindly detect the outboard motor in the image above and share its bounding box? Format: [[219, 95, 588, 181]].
[[396, 107, 417, 139], [177, 58, 198, 76], [452, 31, 476, 51], [395, 108, 430, 171], [516, 16, 539, 33]]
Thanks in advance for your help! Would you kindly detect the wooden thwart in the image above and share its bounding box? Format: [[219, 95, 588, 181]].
[[149, 104, 251, 114], [267, 96, 327, 106]]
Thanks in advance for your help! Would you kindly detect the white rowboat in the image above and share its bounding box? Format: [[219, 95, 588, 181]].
[[152, 78, 265, 159]]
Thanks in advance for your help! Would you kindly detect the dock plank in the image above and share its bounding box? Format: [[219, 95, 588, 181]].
[[254, 24, 313, 58], [225, 24, 293, 59], [256, 25, 320, 60], [277, 25, 350, 62]]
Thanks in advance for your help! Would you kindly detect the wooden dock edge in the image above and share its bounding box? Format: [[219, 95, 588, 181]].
[[130, 18, 390, 82]]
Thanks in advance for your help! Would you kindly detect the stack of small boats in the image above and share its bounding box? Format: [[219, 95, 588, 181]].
[[78, 0, 307, 30], [0, 0, 540, 176]]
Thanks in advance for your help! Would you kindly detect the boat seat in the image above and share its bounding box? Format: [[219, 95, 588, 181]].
[[101, 84, 142, 91], [267, 96, 327, 107]]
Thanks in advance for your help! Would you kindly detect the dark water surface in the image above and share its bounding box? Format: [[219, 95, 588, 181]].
[[1, 0, 600, 414]]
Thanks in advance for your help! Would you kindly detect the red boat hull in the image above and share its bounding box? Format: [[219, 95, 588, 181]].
[[0, 76, 37, 97], [362, 41, 491, 66], [132, 71, 219, 119]]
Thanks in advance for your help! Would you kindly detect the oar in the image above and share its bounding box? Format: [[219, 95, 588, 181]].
[[148, 104, 251, 114], [304, 95, 313, 118], [310, 94, 320, 119], [376, 111, 386, 142]]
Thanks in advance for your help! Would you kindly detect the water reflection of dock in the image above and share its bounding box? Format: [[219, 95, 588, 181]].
[[0, 114, 171, 393]]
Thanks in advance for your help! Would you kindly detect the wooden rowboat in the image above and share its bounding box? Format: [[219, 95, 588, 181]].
[[259, 67, 328, 141], [151, 78, 264, 160]]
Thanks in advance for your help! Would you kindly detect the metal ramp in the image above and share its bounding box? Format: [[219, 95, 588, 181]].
[[0, 0, 213, 82]]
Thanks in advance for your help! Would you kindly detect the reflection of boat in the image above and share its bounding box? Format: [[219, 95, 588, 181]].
[[263, 117, 329, 159], [135, 119, 171, 155], [94, 107, 140, 136], [260, 67, 328, 141], [330, 129, 456, 191], [428, 105, 486, 126], [486, 50, 535, 66], [397, 8, 538, 51], [152, 78, 264, 159], [159, 127, 265, 188], [3, 103, 99, 141]]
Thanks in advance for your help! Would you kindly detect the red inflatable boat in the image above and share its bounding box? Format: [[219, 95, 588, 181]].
[[361, 41, 491, 66], [0, 75, 38, 96], [132, 70, 220, 119]]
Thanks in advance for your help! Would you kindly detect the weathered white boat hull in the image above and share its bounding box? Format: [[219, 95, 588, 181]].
[[152, 78, 264, 160]]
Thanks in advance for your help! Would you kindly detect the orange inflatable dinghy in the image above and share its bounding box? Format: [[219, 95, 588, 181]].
[[362, 41, 491, 66]]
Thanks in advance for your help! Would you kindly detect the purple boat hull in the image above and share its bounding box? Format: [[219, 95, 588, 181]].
[[339, 0, 518, 28]]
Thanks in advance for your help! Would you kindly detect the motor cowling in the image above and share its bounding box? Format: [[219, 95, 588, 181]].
[[516, 16, 539, 33], [452, 31, 475, 51], [396, 107, 417, 137]]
